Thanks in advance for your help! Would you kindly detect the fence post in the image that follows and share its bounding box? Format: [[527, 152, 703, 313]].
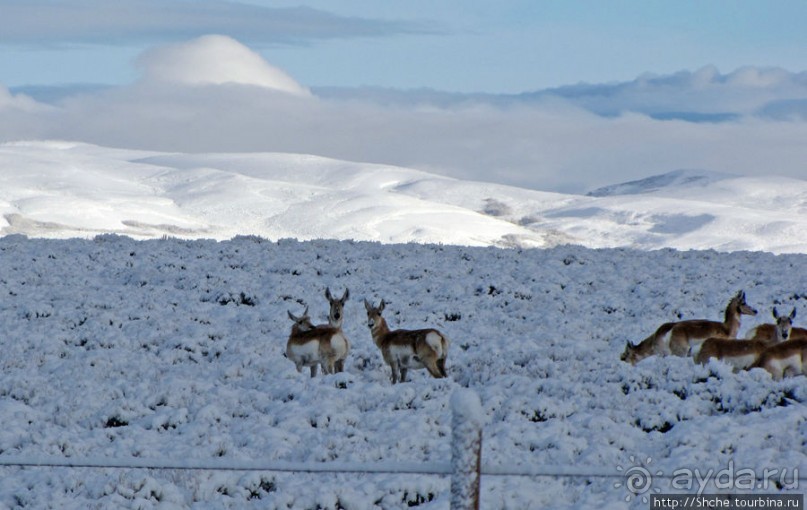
[[450, 388, 484, 510]]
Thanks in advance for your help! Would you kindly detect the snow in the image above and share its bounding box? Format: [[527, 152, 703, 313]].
[[450, 389, 485, 428], [0, 140, 806, 508], [0, 234, 806, 509], [3, 141, 807, 253], [450, 389, 483, 509]]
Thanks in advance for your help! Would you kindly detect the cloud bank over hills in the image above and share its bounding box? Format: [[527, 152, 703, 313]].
[[320, 65, 807, 121], [3, 35, 807, 194]]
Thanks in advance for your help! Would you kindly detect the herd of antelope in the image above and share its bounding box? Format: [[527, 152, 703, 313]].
[[621, 290, 807, 379], [286, 287, 806, 384], [286, 288, 449, 384]]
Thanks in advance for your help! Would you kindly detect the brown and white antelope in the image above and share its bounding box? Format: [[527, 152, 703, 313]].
[[286, 306, 349, 377], [746, 307, 806, 342], [750, 338, 807, 380], [621, 290, 758, 365], [695, 307, 795, 369], [324, 287, 351, 373], [364, 299, 449, 384]]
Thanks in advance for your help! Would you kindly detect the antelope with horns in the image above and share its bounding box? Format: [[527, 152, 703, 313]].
[[695, 307, 795, 369], [364, 299, 449, 384], [286, 306, 349, 377], [324, 287, 351, 373], [621, 290, 758, 365]]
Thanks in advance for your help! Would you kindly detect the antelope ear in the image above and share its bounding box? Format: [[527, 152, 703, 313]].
[[342, 288, 350, 302], [303, 305, 309, 318], [364, 299, 373, 312], [325, 287, 332, 300], [791, 308, 797, 319], [379, 299, 386, 312], [773, 307, 780, 319]]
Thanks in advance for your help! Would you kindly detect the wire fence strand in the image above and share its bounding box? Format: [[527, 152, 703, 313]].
[[0, 455, 804, 483]]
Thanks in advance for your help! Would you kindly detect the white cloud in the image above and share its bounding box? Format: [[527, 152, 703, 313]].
[[136, 35, 309, 96], [0, 85, 51, 112], [2, 38, 807, 194]]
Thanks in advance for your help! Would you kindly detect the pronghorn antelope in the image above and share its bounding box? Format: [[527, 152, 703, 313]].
[[750, 338, 807, 380], [364, 299, 449, 384], [621, 290, 758, 365], [746, 307, 807, 342], [695, 307, 795, 369], [288, 306, 314, 334], [324, 287, 351, 373], [286, 306, 349, 377]]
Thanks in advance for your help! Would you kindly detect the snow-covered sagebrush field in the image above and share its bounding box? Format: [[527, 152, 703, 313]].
[[0, 234, 805, 509]]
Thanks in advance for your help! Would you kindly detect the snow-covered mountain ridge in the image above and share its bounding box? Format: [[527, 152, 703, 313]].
[[2, 141, 807, 253]]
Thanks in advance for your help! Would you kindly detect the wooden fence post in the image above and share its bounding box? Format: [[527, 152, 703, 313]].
[[450, 389, 484, 510]]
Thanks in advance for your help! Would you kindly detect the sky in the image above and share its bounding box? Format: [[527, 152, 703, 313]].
[[1, 0, 807, 193]]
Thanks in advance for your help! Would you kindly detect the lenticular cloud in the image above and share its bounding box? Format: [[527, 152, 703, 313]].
[[136, 34, 310, 96]]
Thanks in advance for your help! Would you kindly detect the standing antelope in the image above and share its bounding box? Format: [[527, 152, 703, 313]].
[[364, 299, 449, 384], [746, 307, 806, 342], [621, 290, 758, 365], [286, 306, 349, 377], [750, 338, 807, 380], [324, 287, 350, 373], [695, 307, 795, 369]]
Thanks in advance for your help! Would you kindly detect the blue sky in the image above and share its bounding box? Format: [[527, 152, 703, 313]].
[[3, 0, 807, 92], [1, 1, 807, 193]]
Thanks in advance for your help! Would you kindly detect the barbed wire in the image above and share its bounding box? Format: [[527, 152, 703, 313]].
[[0, 455, 804, 482]]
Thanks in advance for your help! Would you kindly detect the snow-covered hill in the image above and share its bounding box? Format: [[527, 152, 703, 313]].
[[2, 141, 807, 253], [0, 235, 804, 508], [586, 169, 733, 197]]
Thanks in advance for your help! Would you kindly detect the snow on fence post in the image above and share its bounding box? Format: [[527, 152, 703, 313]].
[[450, 388, 484, 510]]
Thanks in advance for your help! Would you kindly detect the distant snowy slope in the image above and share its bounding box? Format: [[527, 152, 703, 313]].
[[2, 141, 807, 253], [586, 169, 734, 197], [0, 142, 550, 248]]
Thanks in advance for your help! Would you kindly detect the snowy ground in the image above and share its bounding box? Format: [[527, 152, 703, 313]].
[[0, 234, 805, 509]]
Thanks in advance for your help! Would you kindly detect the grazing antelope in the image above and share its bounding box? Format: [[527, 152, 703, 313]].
[[746, 307, 806, 342], [286, 307, 349, 378], [750, 338, 807, 380], [695, 307, 795, 369], [364, 299, 449, 384], [324, 287, 351, 372], [621, 290, 757, 365]]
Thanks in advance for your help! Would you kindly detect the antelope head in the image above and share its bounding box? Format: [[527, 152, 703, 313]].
[[772, 307, 796, 341], [620, 342, 639, 365], [287, 306, 314, 334], [364, 299, 386, 331], [732, 290, 758, 317], [325, 287, 350, 327]]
